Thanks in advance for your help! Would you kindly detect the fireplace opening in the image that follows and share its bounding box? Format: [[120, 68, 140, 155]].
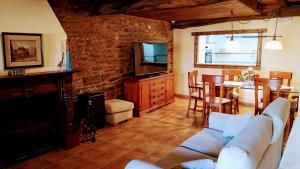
[[0, 90, 64, 166]]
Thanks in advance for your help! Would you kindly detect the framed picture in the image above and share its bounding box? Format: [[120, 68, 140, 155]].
[[2, 32, 44, 69]]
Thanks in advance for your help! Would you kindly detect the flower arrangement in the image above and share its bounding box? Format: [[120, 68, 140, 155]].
[[240, 67, 257, 81]]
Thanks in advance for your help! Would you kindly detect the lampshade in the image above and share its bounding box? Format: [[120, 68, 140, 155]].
[[224, 39, 240, 51], [265, 39, 283, 50]]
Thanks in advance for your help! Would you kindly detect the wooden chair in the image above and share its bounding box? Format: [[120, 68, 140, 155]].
[[187, 70, 203, 118], [270, 71, 293, 86], [202, 74, 231, 123], [254, 78, 282, 115], [222, 69, 242, 114]]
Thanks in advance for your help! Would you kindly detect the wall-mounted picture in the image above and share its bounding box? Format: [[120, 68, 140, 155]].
[[2, 32, 43, 69]]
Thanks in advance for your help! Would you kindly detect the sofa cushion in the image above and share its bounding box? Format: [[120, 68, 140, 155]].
[[105, 99, 134, 114], [208, 112, 230, 132], [215, 115, 273, 169], [156, 147, 217, 169], [223, 113, 252, 137], [262, 97, 290, 144], [180, 128, 232, 158]]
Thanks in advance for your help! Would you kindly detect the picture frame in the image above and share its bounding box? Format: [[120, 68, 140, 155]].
[[2, 32, 44, 69]]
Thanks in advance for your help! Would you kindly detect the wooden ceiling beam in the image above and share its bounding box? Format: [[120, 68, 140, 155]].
[[172, 6, 300, 28], [130, 0, 258, 21], [237, 0, 261, 12]]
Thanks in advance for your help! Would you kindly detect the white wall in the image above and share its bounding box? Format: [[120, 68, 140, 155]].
[[0, 0, 67, 75], [174, 17, 300, 103]]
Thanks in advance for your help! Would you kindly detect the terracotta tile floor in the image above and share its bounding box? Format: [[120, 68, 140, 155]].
[[9, 98, 254, 169]]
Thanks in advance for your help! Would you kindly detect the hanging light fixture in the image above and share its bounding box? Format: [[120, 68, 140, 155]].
[[265, 10, 283, 50], [224, 10, 240, 51]]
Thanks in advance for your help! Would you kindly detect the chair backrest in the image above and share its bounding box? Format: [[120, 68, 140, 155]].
[[254, 77, 282, 115], [222, 69, 242, 81], [202, 74, 225, 112], [188, 70, 198, 94], [269, 71, 293, 86]]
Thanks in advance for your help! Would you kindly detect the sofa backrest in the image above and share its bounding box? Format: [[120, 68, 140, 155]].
[[262, 97, 290, 144], [215, 115, 273, 169]]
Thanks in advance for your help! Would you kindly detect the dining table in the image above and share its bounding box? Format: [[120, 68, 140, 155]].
[[196, 80, 299, 114]]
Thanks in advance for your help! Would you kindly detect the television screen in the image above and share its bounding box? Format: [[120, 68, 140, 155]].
[[134, 42, 168, 76]]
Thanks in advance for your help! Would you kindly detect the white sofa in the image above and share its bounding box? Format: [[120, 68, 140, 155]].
[[125, 97, 290, 169]]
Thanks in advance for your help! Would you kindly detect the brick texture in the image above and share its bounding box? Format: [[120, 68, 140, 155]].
[[50, 1, 173, 99]]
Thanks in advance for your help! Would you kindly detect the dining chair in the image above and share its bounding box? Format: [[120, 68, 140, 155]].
[[222, 69, 242, 114], [187, 70, 203, 118], [254, 77, 282, 115], [269, 71, 293, 86], [269, 71, 297, 132], [202, 74, 231, 123]]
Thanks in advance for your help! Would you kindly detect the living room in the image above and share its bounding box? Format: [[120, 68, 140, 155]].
[[0, 0, 299, 169]]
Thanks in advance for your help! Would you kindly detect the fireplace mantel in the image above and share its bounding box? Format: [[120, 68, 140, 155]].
[[0, 70, 80, 166]]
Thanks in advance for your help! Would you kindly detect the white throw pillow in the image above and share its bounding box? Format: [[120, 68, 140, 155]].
[[216, 115, 273, 169], [222, 113, 252, 137]]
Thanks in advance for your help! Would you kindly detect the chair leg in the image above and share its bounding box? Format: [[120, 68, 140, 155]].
[[193, 99, 198, 116], [236, 97, 239, 113], [202, 105, 206, 124], [290, 111, 295, 132], [233, 99, 237, 114], [186, 97, 192, 118]]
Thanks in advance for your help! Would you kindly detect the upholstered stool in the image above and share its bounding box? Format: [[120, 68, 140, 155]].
[[105, 99, 134, 126]]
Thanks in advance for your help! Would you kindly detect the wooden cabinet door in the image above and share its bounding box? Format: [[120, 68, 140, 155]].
[[166, 75, 174, 101], [139, 81, 150, 111]]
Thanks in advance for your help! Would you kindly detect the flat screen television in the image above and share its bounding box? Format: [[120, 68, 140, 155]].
[[133, 42, 168, 76]]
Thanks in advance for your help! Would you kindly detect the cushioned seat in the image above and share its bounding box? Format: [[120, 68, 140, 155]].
[[180, 128, 232, 158], [205, 97, 231, 104], [105, 99, 134, 125], [156, 147, 217, 169], [105, 99, 134, 114]]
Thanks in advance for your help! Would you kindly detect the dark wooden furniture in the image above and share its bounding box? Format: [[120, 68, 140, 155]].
[[187, 70, 203, 118], [0, 71, 79, 166], [222, 69, 242, 114], [254, 77, 282, 115], [77, 92, 106, 129], [124, 73, 175, 117], [202, 74, 231, 123]]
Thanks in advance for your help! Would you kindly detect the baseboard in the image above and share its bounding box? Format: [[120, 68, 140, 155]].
[[175, 93, 189, 99]]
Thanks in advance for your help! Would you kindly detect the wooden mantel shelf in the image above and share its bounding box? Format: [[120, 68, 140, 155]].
[[0, 70, 80, 80]]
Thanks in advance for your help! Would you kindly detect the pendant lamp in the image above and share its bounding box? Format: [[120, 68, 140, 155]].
[[224, 11, 240, 51], [265, 11, 283, 50]]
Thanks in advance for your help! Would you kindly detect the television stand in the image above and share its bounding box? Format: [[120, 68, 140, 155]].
[[124, 73, 174, 117]]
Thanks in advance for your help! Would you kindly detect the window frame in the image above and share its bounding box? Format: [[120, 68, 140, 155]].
[[192, 29, 267, 69]]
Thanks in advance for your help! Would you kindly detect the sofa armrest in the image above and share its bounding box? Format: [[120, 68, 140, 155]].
[[125, 160, 163, 169]]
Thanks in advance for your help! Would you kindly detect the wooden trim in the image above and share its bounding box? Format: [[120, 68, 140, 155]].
[[191, 28, 267, 36], [193, 64, 261, 70], [193, 29, 265, 69], [194, 35, 199, 66]]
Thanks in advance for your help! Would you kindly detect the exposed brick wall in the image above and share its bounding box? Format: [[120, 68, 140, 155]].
[[50, 1, 173, 99]]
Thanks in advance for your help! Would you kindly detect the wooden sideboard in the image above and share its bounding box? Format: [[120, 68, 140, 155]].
[[124, 73, 175, 117]]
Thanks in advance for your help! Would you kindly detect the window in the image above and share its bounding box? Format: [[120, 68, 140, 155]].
[[192, 29, 266, 69]]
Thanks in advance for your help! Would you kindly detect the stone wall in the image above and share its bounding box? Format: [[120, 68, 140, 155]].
[[50, 1, 173, 99]]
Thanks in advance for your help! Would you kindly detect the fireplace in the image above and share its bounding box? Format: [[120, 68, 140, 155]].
[[0, 71, 80, 167]]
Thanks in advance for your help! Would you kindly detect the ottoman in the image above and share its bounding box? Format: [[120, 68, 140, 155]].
[[105, 99, 134, 126]]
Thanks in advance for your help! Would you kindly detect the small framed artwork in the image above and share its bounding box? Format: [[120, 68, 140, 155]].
[[2, 32, 44, 69]]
